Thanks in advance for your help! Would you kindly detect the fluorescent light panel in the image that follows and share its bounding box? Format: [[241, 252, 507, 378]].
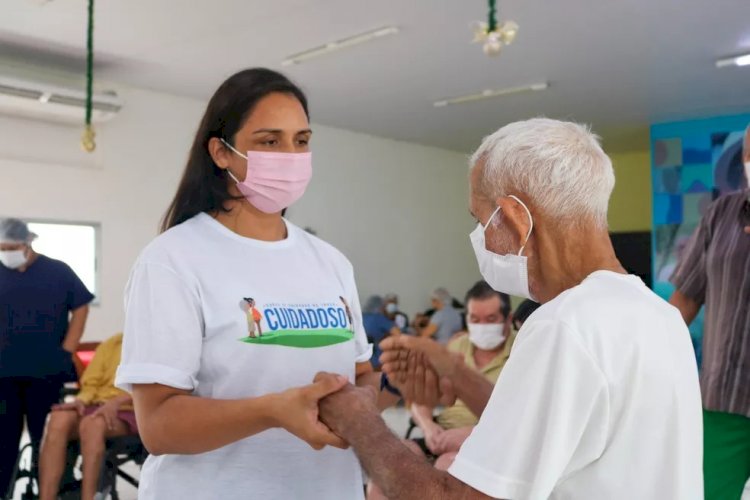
[[433, 82, 549, 107], [282, 26, 399, 66], [716, 53, 750, 68]]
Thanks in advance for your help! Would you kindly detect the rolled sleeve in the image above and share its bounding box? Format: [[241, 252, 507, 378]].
[[670, 207, 713, 304], [115, 261, 204, 393], [64, 264, 94, 310]]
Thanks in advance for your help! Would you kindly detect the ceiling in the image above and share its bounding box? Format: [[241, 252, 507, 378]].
[[1, 0, 750, 152]]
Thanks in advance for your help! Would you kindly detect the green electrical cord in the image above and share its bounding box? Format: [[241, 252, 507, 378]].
[[488, 0, 497, 32], [85, 0, 93, 126]]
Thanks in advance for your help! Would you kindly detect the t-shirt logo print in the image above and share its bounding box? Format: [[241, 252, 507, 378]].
[[239, 296, 354, 349], [242, 297, 263, 338]]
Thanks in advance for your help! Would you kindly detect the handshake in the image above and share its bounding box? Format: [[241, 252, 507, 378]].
[[282, 336, 462, 451]]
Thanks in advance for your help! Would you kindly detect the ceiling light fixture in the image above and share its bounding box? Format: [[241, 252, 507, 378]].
[[473, 0, 518, 57], [433, 82, 548, 108], [715, 53, 750, 68], [282, 26, 399, 66]]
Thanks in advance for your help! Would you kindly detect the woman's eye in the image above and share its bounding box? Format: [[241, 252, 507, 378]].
[[262, 139, 279, 146], [297, 139, 309, 146]]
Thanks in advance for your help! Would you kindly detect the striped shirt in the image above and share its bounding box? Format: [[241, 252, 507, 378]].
[[671, 190, 750, 417]]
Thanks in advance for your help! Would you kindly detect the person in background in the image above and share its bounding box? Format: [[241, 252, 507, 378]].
[[362, 295, 401, 369], [383, 293, 409, 332], [0, 218, 94, 498], [668, 124, 750, 500], [414, 287, 463, 343], [412, 282, 512, 457], [511, 299, 541, 332], [39, 333, 136, 500], [367, 281, 513, 500]]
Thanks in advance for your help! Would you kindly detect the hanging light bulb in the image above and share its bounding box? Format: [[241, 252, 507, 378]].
[[499, 21, 519, 45], [483, 32, 503, 56], [472, 0, 518, 58]]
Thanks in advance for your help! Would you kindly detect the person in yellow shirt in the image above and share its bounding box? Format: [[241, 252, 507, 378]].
[[38, 333, 136, 500], [367, 281, 513, 500], [410, 282, 513, 464]]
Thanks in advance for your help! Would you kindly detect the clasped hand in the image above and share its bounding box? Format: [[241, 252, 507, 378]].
[[379, 335, 460, 407], [280, 336, 460, 452]]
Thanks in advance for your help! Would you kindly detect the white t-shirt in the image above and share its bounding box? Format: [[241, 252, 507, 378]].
[[449, 271, 703, 500], [115, 213, 372, 500]]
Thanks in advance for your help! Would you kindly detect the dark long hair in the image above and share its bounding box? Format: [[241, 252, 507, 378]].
[[160, 68, 309, 232]]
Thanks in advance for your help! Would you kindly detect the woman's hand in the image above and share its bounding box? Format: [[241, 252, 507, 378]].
[[274, 374, 350, 450]]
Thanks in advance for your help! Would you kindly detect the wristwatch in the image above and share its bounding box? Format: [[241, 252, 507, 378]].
[[380, 372, 402, 397]]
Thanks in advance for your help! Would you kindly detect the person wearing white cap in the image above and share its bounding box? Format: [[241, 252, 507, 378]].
[[0, 218, 94, 498]]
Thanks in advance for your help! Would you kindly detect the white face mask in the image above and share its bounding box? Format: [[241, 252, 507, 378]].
[[468, 323, 506, 350], [469, 195, 534, 300], [745, 161, 750, 186], [0, 249, 27, 270], [385, 303, 398, 314]]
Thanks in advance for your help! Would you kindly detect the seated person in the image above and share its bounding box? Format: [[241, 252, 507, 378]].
[[362, 295, 401, 369], [383, 293, 410, 332], [39, 333, 137, 500], [367, 281, 513, 500], [414, 287, 463, 344], [511, 298, 542, 331]]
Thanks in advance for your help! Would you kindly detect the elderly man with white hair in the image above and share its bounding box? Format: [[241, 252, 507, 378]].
[[314, 118, 703, 499], [0, 218, 94, 498]]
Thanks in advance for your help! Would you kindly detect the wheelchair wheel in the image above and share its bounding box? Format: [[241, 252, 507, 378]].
[[5, 443, 37, 500], [5, 441, 85, 500]]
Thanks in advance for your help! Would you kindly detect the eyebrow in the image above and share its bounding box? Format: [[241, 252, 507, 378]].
[[252, 128, 313, 135]]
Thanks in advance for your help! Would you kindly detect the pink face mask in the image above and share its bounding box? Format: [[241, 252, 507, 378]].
[[221, 139, 312, 214]]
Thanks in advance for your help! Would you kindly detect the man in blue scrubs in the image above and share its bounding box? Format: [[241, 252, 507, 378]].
[[0, 218, 94, 497]]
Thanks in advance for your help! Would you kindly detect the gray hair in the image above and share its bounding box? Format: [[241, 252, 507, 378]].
[[470, 118, 615, 228], [431, 287, 452, 305], [363, 295, 385, 314], [0, 218, 37, 244]]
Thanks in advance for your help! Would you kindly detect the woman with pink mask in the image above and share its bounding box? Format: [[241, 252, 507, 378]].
[[115, 69, 396, 499]]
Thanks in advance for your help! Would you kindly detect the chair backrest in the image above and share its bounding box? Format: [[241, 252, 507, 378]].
[[73, 341, 101, 380]]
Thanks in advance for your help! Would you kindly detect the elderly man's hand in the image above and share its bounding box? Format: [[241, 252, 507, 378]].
[[315, 372, 379, 437], [379, 336, 459, 407]]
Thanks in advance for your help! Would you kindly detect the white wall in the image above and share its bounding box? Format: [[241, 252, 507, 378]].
[[0, 84, 480, 341]]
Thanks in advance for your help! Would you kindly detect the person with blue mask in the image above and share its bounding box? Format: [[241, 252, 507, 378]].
[[0, 218, 94, 498], [315, 118, 703, 500], [362, 295, 401, 369]]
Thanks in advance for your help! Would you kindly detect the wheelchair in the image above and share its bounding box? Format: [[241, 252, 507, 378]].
[[5, 435, 147, 500], [5, 342, 146, 499]]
